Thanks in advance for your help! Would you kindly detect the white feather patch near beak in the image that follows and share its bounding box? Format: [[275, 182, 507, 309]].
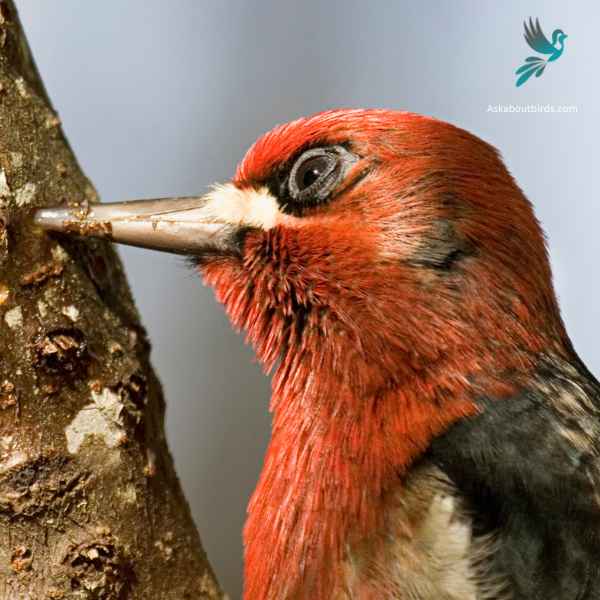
[[203, 183, 282, 230]]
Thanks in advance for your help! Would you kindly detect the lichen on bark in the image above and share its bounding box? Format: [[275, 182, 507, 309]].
[[0, 1, 223, 597]]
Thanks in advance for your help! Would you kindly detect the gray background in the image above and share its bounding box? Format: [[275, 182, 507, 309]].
[[16, 1, 598, 597]]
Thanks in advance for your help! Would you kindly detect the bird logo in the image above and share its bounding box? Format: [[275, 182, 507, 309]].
[[515, 18, 567, 87]]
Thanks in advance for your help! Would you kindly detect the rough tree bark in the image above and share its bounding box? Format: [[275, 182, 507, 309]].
[[0, 2, 224, 598]]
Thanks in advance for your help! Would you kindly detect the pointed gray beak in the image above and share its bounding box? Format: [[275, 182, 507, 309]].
[[34, 196, 241, 255]]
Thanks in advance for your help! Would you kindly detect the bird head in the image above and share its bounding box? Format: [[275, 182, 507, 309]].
[[175, 109, 566, 402], [552, 29, 568, 46], [37, 110, 566, 391], [35, 109, 570, 598]]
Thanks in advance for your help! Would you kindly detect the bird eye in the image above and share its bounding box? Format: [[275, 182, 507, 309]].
[[288, 147, 343, 204]]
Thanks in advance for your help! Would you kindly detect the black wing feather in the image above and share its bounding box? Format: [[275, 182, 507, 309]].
[[523, 17, 556, 55], [430, 354, 600, 599]]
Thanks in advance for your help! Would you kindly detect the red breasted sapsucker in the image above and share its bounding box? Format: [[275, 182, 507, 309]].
[[36, 109, 600, 600]]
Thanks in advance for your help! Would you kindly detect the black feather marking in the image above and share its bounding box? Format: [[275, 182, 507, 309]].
[[428, 356, 600, 599], [408, 218, 476, 271], [185, 226, 252, 269]]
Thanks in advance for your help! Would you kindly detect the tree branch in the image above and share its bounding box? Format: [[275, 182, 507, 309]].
[[0, 1, 223, 597]]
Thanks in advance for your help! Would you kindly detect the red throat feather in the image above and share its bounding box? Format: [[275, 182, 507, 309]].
[[201, 109, 568, 599]]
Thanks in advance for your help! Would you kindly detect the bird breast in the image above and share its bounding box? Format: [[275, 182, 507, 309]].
[[338, 464, 510, 600]]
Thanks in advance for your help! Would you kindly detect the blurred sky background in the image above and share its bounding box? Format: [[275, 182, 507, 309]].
[[16, 1, 599, 597]]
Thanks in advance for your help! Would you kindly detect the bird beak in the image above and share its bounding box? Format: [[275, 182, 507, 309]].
[[34, 195, 243, 256]]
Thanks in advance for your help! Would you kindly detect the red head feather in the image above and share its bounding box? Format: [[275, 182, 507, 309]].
[[201, 109, 568, 599]]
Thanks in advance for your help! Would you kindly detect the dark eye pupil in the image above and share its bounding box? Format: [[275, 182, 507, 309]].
[[297, 157, 329, 191], [303, 166, 322, 188]]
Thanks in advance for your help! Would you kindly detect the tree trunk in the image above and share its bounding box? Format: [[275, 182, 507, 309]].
[[0, 2, 224, 598]]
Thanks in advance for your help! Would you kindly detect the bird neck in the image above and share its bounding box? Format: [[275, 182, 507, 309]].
[[242, 356, 515, 600], [200, 243, 569, 599]]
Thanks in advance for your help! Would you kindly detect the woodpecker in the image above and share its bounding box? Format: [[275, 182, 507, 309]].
[[36, 109, 600, 600]]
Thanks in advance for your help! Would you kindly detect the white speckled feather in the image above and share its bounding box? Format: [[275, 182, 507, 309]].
[[338, 464, 510, 599]]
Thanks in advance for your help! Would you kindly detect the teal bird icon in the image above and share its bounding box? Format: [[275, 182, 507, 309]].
[[515, 18, 567, 87]]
